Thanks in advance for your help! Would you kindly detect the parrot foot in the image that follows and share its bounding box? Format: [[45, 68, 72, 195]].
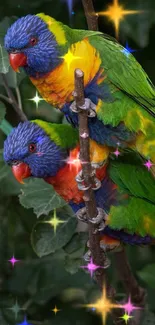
[[83, 249, 111, 269], [70, 98, 96, 118], [76, 207, 108, 232], [75, 169, 101, 191]]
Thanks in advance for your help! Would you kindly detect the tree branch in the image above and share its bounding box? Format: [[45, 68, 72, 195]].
[[81, 2, 145, 323], [15, 86, 23, 111], [81, 0, 98, 31], [74, 68, 108, 288], [114, 248, 146, 305], [1, 73, 27, 122]]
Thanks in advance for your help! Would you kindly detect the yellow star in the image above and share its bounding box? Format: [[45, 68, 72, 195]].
[[51, 305, 61, 315], [120, 313, 133, 324], [83, 285, 121, 325], [43, 209, 67, 234], [60, 49, 81, 70], [97, 0, 143, 38], [29, 91, 44, 109]]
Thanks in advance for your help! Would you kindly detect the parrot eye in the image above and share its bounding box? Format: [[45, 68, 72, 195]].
[[29, 37, 38, 46], [29, 143, 36, 153]]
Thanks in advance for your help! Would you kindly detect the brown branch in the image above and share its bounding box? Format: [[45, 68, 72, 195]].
[[74, 68, 108, 289], [1, 73, 27, 122], [114, 248, 146, 306], [73, 68, 128, 324], [81, 0, 98, 31], [81, 2, 146, 323]]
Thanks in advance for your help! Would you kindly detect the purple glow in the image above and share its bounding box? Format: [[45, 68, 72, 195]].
[[113, 148, 120, 157], [144, 159, 153, 171], [81, 258, 101, 277], [8, 255, 20, 267], [121, 296, 141, 315]]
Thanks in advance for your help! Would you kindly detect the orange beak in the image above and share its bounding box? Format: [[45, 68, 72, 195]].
[[9, 53, 27, 72], [11, 162, 31, 184]]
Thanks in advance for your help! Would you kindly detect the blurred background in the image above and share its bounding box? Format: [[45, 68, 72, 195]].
[[0, 0, 155, 324]]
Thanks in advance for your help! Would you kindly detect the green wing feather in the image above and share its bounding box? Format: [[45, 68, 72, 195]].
[[32, 119, 79, 149], [88, 33, 155, 116], [108, 152, 155, 236]]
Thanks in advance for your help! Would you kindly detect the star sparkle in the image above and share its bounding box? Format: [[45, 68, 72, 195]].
[[144, 159, 153, 171], [43, 209, 67, 234], [7, 299, 25, 320], [120, 312, 133, 324], [97, 0, 143, 38], [122, 42, 137, 57], [121, 296, 141, 315], [63, 0, 74, 17], [28, 91, 44, 109], [113, 148, 120, 157], [17, 316, 32, 325], [8, 255, 20, 267], [83, 285, 122, 325], [51, 305, 61, 315], [66, 149, 81, 173], [60, 49, 81, 70], [81, 258, 101, 277]]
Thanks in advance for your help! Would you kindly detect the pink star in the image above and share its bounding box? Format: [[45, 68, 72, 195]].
[[114, 148, 120, 157], [121, 296, 141, 315], [144, 159, 153, 171], [80, 132, 89, 138], [8, 255, 20, 267], [81, 258, 101, 277]]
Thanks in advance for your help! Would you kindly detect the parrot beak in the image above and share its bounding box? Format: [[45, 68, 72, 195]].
[[11, 162, 31, 184], [9, 53, 27, 72]]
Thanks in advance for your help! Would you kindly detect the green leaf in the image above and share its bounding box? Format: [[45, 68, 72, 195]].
[[0, 102, 6, 121], [19, 178, 66, 218], [0, 149, 24, 196], [0, 16, 17, 74], [31, 205, 77, 257], [137, 264, 155, 288], [64, 232, 87, 259], [0, 67, 26, 88], [141, 310, 155, 325], [0, 309, 8, 325]]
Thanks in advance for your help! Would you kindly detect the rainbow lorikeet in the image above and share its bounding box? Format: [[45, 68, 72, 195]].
[[3, 120, 155, 253], [4, 14, 155, 164]]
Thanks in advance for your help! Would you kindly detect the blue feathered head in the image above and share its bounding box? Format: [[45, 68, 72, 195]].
[[4, 14, 62, 77], [3, 121, 67, 182]]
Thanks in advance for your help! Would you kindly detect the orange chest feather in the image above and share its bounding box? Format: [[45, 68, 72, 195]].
[[30, 39, 104, 108], [45, 147, 108, 204]]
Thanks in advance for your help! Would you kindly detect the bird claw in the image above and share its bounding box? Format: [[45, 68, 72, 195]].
[[76, 207, 88, 223], [76, 207, 108, 233], [75, 168, 101, 191], [83, 249, 111, 269], [70, 98, 96, 118], [90, 208, 108, 226]]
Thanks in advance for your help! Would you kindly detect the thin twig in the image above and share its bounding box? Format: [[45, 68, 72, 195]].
[[81, 0, 98, 31], [0, 94, 13, 104], [15, 86, 23, 111], [1, 73, 27, 121], [114, 247, 146, 305]]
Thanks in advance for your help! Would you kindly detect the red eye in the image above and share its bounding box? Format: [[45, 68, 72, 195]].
[[29, 37, 37, 46], [29, 143, 36, 153]]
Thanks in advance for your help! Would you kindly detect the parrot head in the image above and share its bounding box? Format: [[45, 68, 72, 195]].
[[4, 14, 62, 77], [3, 121, 67, 183]]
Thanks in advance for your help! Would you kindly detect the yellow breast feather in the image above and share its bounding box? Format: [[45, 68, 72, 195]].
[[30, 38, 104, 108]]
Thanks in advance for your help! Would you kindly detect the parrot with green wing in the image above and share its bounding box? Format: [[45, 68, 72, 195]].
[[3, 120, 155, 260], [4, 13, 155, 165]]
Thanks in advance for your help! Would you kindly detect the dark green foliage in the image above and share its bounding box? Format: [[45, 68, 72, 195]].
[[0, 1, 155, 324]]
